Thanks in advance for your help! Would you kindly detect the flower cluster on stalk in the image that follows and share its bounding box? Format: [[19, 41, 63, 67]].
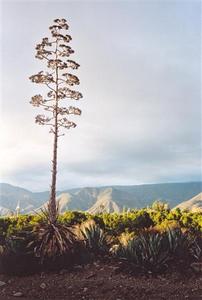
[[35, 115, 52, 125], [30, 95, 44, 107], [35, 38, 52, 60], [62, 73, 80, 85], [58, 118, 76, 129], [29, 18, 82, 136], [56, 106, 81, 115], [30, 71, 54, 84]]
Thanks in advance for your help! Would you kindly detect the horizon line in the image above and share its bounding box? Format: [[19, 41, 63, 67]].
[[1, 180, 202, 193]]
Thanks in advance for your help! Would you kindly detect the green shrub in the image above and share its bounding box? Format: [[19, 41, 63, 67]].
[[101, 210, 154, 235], [154, 220, 180, 232], [0, 209, 201, 238], [151, 200, 170, 212], [179, 212, 202, 232], [58, 211, 87, 225], [0, 215, 44, 238], [0, 209, 201, 275]]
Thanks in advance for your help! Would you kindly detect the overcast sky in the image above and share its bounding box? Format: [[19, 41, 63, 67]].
[[0, 0, 201, 191]]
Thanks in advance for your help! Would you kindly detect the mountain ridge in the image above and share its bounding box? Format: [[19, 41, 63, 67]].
[[175, 192, 202, 212], [0, 181, 201, 215]]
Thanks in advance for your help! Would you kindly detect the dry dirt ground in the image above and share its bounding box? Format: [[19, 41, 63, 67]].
[[0, 259, 202, 300]]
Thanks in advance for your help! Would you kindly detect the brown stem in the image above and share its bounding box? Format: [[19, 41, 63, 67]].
[[49, 38, 59, 224]]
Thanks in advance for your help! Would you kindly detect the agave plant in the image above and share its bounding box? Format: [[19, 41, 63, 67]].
[[115, 237, 139, 261], [191, 241, 202, 261], [0, 230, 33, 256], [77, 219, 111, 253], [167, 228, 201, 261], [137, 232, 170, 271], [111, 231, 170, 272], [118, 232, 136, 247], [29, 208, 77, 263]]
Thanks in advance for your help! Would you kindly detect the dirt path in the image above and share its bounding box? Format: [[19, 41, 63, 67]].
[[0, 260, 202, 300]]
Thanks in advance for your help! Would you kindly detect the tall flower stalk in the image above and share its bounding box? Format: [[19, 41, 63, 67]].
[[30, 19, 82, 223]]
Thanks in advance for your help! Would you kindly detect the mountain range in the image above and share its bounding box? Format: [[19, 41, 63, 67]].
[[0, 182, 201, 215]]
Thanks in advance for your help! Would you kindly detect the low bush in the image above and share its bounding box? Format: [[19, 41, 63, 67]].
[[0, 207, 201, 275], [101, 210, 154, 235], [58, 211, 87, 225]]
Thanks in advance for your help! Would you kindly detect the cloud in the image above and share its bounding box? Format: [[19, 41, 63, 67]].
[[0, 1, 201, 191]]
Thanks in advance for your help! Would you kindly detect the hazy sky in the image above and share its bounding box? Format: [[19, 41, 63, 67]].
[[0, 0, 201, 191]]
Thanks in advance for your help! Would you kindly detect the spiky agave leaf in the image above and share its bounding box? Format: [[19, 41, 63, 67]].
[[76, 219, 112, 253], [111, 231, 170, 273], [167, 228, 201, 261], [0, 244, 5, 255], [137, 232, 170, 271], [28, 207, 76, 263], [29, 222, 76, 263]]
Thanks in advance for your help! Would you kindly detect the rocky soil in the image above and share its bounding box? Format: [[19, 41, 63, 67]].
[[0, 259, 202, 300]]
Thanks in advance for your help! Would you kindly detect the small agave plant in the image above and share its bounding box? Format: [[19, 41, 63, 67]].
[[111, 231, 170, 273], [77, 219, 111, 253], [167, 228, 201, 261]]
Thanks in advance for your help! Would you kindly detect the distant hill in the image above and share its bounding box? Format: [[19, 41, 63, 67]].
[[0, 182, 201, 215], [36, 193, 72, 214], [87, 188, 122, 213], [0, 183, 49, 214], [0, 206, 11, 216], [174, 193, 202, 212]]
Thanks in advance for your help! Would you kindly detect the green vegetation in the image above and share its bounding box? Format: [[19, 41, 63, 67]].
[[110, 230, 170, 273], [0, 205, 201, 275], [110, 228, 201, 273]]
